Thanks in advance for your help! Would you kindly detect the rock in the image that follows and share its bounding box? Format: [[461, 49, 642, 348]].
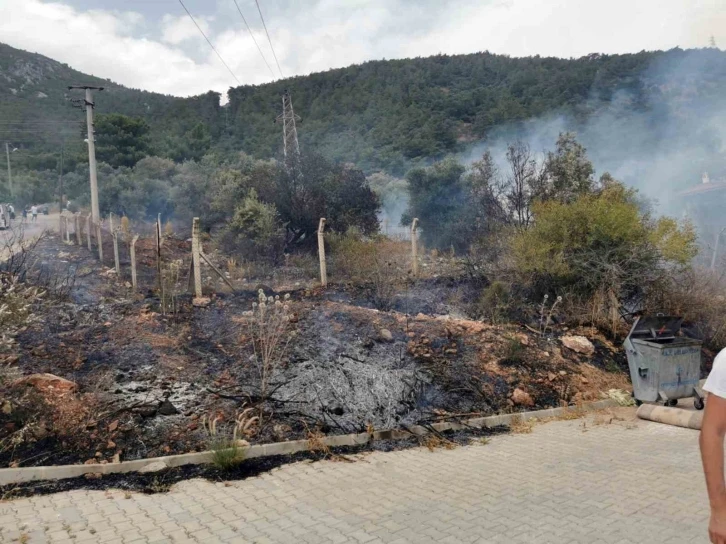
[[1, 401, 12, 415], [108, 420, 119, 432], [84, 472, 102, 480], [561, 335, 595, 355], [559, 370, 567, 376], [511, 388, 534, 407], [134, 405, 158, 418], [415, 313, 428, 321], [235, 439, 250, 448], [547, 372, 557, 382], [139, 461, 168, 473], [192, 297, 211, 308], [14, 373, 77, 396], [378, 329, 394, 343], [158, 400, 179, 416], [580, 376, 589, 385], [273, 423, 292, 440], [106, 440, 116, 449]]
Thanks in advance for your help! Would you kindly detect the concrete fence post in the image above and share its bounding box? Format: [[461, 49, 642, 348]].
[[192, 217, 202, 298], [96, 221, 103, 262], [109, 212, 114, 232], [411, 217, 419, 277], [130, 234, 140, 290], [64, 216, 71, 243], [317, 218, 327, 287], [112, 228, 120, 277], [155, 214, 162, 293], [86, 213, 92, 251], [75, 213, 82, 246]]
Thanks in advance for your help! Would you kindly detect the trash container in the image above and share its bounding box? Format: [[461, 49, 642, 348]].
[[623, 315, 704, 410]]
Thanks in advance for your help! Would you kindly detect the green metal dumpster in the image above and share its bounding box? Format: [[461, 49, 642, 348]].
[[623, 315, 704, 410]]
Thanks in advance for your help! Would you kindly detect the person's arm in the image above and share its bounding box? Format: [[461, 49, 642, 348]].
[[701, 393, 726, 543]]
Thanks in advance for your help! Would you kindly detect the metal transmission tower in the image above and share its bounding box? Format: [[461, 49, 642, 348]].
[[276, 91, 301, 162]]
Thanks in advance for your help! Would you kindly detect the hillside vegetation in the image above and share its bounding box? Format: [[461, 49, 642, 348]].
[[2, 43, 726, 175]]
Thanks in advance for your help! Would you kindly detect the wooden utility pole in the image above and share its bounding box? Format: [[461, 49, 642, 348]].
[[317, 218, 327, 287], [411, 217, 419, 277], [69, 85, 103, 222]]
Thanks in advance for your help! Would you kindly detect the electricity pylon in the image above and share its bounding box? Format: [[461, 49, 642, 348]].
[[275, 90, 301, 163]]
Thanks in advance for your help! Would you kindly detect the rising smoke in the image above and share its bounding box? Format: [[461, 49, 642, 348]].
[[462, 48, 726, 218]]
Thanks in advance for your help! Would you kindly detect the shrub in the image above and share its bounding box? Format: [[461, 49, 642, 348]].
[[328, 229, 409, 310], [223, 190, 285, 264], [476, 281, 512, 324], [511, 182, 697, 330]]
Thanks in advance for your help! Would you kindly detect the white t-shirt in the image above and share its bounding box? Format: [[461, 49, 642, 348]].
[[703, 348, 726, 399], [31, 206, 37, 215]]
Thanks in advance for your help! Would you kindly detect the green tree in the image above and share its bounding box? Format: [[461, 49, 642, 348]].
[[541, 132, 595, 202], [95, 114, 152, 168]]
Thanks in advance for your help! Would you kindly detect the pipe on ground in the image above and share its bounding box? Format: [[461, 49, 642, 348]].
[[636, 404, 703, 430]]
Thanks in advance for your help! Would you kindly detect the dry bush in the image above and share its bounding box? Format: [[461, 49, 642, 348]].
[[0, 274, 45, 353], [644, 267, 726, 349], [242, 291, 294, 399], [328, 230, 410, 310], [202, 409, 257, 470], [160, 260, 182, 316]]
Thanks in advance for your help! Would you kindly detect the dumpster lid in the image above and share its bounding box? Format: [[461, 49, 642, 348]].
[[627, 315, 683, 340]]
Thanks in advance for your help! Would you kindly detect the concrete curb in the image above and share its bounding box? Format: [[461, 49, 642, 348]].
[[0, 399, 618, 486]]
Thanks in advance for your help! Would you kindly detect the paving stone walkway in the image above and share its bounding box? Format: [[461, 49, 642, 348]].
[[0, 408, 709, 543]]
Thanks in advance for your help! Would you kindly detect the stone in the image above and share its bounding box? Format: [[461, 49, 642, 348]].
[[13, 373, 77, 396], [134, 405, 158, 418], [108, 420, 119, 432], [561, 335, 595, 356], [378, 328, 394, 343], [139, 461, 168, 473], [193, 297, 212, 308], [547, 372, 557, 382], [158, 400, 179, 416], [511, 388, 534, 407]]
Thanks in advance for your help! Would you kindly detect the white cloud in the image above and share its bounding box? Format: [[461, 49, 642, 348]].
[[0, 0, 725, 100], [161, 13, 210, 46]]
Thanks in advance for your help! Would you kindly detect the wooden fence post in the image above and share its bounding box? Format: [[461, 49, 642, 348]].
[[112, 228, 120, 276], [192, 217, 202, 298], [130, 234, 139, 290], [411, 217, 419, 277], [317, 218, 327, 287], [86, 213, 92, 251], [75, 213, 82, 246], [109, 212, 114, 232], [96, 221, 103, 262]]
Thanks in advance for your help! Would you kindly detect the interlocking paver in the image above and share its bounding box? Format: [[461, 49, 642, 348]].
[[0, 409, 713, 543]]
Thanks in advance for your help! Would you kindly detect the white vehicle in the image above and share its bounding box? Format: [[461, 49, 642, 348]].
[[0, 203, 9, 229]]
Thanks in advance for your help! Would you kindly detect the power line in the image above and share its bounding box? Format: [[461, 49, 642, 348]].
[[232, 0, 276, 79], [254, 0, 284, 78], [177, 0, 241, 85]]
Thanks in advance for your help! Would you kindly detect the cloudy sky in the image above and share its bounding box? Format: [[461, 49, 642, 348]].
[[1, 0, 724, 99]]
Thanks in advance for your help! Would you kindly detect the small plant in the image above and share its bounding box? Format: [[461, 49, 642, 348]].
[[164, 220, 174, 237], [500, 336, 525, 365], [243, 291, 294, 400], [477, 281, 511, 324], [120, 216, 131, 241], [160, 260, 181, 316], [539, 294, 562, 334], [202, 410, 257, 471], [509, 415, 535, 434]]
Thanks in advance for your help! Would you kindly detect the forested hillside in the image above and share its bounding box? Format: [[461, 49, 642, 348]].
[[2, 43, 726, 177]]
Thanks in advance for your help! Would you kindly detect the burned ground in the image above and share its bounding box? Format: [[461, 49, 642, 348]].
[[0, 234, 629, 469]]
